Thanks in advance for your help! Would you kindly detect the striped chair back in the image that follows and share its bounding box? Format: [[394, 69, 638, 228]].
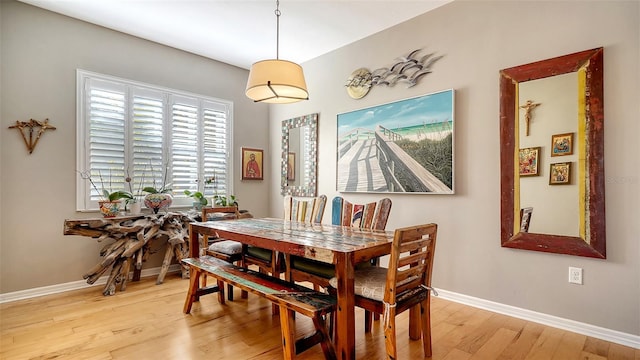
[[284, 195, 327, 224], [331, 196, 392, 230]]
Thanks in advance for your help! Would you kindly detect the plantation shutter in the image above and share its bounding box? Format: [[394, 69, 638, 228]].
[[77, 70, 233, 211], [202, 100, 229, 198], [170, 95, 200, 201], [131, 88, 165, 197], [87, 78, 127, 203]]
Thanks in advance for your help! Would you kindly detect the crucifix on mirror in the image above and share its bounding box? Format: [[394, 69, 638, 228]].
[[520, 99, 541, 136]]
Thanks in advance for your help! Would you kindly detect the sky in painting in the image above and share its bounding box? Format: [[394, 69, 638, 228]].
[[337, 89, 453, 137]]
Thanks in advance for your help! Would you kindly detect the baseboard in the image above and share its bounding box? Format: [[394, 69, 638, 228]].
[[1, 274, 637, 349], [436, 289, 640, 349], [0, 264, 182, 304]]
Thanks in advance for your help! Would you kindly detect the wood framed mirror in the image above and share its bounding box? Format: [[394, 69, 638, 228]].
[[281, 113, 318, 197], [500, 48, 606, 258]]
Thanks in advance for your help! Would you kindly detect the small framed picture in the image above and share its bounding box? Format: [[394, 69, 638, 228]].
[[520, 207, 533, 233], [551, 132, 574, 157], [519, 147, 541, 176], [287, 152, 296, 181], [549, 162, 571, 185], [241, 147, 264, 180]]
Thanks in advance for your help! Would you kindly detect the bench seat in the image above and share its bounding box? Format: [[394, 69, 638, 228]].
[[182, 255, 336, 360]]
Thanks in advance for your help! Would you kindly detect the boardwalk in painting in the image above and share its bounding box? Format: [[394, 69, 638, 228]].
[[337, 138, 388, 192]]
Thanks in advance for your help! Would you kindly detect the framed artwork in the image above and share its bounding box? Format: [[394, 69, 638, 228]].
[[520, 207, 533, 233], [519, 147, 541, 176], [549, 162, 571, 185], [336, 89, 454, 194], [551, 132, 574, 156], [241, 147, 263, 180], [287, 152, 296, 181]]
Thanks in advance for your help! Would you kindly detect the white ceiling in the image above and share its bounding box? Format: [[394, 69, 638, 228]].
[[18, 0, 453, 70]]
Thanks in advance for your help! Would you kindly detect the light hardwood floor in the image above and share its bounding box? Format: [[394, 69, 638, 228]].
[[1, 274, 638, 360]]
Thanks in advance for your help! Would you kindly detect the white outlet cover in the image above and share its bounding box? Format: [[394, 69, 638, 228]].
[[569, 267, 583, 285]]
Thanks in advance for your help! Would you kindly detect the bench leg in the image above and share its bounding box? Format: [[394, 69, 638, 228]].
[[279, 307, 296, 359], [312, 314, 337, 360], [183, 266, 201, 314]]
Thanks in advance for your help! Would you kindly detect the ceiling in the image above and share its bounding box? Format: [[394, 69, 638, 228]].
[[19, 0, 453, 70]]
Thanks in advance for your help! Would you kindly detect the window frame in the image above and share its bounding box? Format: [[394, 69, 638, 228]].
[[76, 69, 234, 211]]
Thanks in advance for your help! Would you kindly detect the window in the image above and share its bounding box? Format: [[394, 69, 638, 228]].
[[76, 70, 233, 211]]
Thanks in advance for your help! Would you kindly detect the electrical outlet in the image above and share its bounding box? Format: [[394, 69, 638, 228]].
[[569, 267, 583, 285]]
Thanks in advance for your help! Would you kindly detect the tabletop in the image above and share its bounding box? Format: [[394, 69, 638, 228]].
[[189, 217, 394, 262]]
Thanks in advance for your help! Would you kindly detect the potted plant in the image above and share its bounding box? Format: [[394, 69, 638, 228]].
[[184, 190, 208, 210], [213, 194, 237, 207], [79, 170, 133, 218]]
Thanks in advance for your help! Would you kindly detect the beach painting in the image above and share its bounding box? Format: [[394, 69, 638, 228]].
[[336, 89, 454, 194]]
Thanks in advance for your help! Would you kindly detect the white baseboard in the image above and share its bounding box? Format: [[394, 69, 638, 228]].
[[0, 264, 182, 304], [436, 289, 640, 350], [1, 273, 637, 349]]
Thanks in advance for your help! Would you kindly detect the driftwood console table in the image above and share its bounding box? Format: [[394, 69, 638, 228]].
[[64, 212, 193, 296]]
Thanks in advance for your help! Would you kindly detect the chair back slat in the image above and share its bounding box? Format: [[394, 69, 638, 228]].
[[398, 252, 428, 268], [384, 223, 437, 305]]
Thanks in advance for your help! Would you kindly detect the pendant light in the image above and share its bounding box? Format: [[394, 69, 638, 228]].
[[245, 0, 308, 104]]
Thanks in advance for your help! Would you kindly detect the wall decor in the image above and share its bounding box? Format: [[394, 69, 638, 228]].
[[337, 89, 454, 194], [500, 47, 605, 259], [241, 147, 264, 180], [287, 152, 296, 181], [8, 118, 56, 154], [344, 49, 444, 99], [549, 162, 571, 185], [281, 113, 318, 197], [519, 99, 541, 136], [551, 132, 574, 156], [518, 147, 541, 176]]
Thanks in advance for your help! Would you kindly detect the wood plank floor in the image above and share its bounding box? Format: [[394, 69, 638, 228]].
[[1, 274, 638, 360]]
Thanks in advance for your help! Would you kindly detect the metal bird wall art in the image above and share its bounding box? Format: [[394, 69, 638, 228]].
[[345, 48, 445, 99]]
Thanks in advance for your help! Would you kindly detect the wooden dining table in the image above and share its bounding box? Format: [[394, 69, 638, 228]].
[[188, 217, 395, 360]]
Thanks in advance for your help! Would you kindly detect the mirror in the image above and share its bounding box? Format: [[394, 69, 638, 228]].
[[499, 48, 606, 258], [281, 113, 318, 197]]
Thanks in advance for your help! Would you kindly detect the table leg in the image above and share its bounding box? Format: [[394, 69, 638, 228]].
[[189, 224, 199, 258], [334, 253, 355, 360]]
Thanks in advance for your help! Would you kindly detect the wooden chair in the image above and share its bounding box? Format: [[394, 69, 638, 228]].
[[328, 223, 438, 359], [244, 195, 326, 272], [243, 195, 327, 312], [288, 196, 392, 289], [288, 196, 391, 329], [200, 206, 245, 301]]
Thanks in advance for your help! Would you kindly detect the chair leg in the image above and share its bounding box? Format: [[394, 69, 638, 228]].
[[279, 307, 296, 359], [421, 298, 432, 357], [227, 283, 234, 301], [217, 280, 225, 304], [383, 307, 397, 360], [364, 310, 373, 333]]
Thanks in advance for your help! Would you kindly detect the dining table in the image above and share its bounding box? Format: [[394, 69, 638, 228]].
[[188, 217, 395, 360]]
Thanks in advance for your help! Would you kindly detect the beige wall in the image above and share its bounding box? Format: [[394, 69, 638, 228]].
[[268, 1, 639, 336], [2, 0, 638, 340], [0, 1, 270, 292]]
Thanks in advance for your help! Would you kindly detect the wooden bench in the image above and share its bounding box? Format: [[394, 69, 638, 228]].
[[182, 255, 337, 360]]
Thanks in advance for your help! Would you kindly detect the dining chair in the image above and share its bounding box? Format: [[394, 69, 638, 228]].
[[243, 195, 327, 312], [200, 205, 245, 301], [288, 196, 392, 289], [328, 223, 438, 359], [287, 196, 391, 330]]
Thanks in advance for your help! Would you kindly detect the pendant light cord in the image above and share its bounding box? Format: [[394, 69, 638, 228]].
[[275, 0, 280, 60]]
